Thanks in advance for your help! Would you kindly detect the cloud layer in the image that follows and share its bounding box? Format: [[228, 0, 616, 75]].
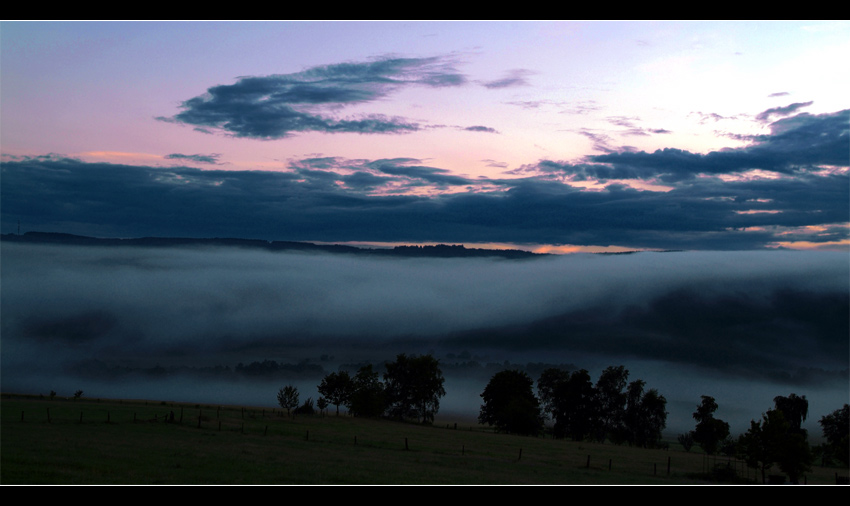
[[2, 243, 846, 433], [159, 56, 466, 138]]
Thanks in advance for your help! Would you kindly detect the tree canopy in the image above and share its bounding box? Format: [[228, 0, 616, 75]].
[[549, 369, 599, 441], [318, 371, 354, 415], [692, 395, 730, 455], [534, 365, 665, 446], [479, 369, 544, 436], [348, 364, 386, 418], [624, 381, 667, 448], [277, 385, 299, 415], [738, 409, 790, 483], [819, 404, 849, 466], [383, 353, 446, 424], [773, 393, 808, 435]]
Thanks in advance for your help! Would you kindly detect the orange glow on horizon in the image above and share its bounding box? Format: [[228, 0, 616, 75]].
[[767, 239, 850, 251], [311, 240, 649, 255]]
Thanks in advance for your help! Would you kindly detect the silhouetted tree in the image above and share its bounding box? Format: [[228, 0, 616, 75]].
[[738, 409, 791, 484], [479, 370, 544, 436], [383, 353, 446, 424], [678, 432, 695, 452], [550, 369, 599, 441], [819, 404, 849, 466], [634, 388, 668, 448], [776, 431, 813, 484], [294, 397, 315, 415], [692, 395, 730, 455], [318, 371, 354, 415], [537, 367, 570, 421], [773, 393, 808, 435], [595, 365, 629, 443], [622, 380, 667, 448], [316, 397, 329, 416], [348, 365, 386, 418], [277, 385, 299, 415]]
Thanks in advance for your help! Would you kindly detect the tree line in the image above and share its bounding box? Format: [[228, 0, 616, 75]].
[[275, 355, 849, 483], [683, 393, 849, 484], [305, 354, 446, 423], [478, 366, 668, 448]]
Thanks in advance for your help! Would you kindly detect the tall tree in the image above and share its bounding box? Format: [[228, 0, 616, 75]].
[[595, 365, 629, 443], [623, 380, 667, 448], [277, 385, 299, 415], [633, 388, 667, 448], [318, 371, 354, 415], [738, 409, 789, 483], [550, 369, 599, 441], [692, 395, 730, 455], [537, 367, 570, 421], [383, 353, 446, 424], [479, 370, 544, 436], [819, 404, 849, 466], [348, 365, 386, 418], [773, 393, 808, 435]]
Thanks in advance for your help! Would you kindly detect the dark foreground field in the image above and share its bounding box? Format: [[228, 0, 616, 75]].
[[2, 394, 846, 485]]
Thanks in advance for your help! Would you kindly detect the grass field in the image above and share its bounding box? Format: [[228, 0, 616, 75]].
[[2, 394, 847, 485]]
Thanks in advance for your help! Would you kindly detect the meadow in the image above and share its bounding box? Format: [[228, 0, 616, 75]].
[[1, 393, 846, 485]]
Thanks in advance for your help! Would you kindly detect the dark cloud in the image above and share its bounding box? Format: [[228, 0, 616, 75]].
[[463, 125, 499, 133], [164, 153, 221, 164], [2, 110, 847, 251], [481, 69, 532, 89], [768, 92, 790, 97], [365, 158, 474, 187], [2, 162, 847, 251], [160, 56, 466, 139], [755, 101, 813, 122], [577, 129, 617, 153], [584, 109, 848, 182]]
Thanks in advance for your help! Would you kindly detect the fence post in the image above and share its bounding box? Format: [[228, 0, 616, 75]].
[[586, 455, 590, 468]]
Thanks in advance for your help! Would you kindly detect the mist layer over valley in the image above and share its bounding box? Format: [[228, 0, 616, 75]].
[[1, 241, 846, 436]]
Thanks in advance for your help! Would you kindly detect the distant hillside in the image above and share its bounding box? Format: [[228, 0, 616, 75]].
[[1, 231, 546, 260]]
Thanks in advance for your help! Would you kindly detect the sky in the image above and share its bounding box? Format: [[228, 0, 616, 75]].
[[1, 21, 848, 436], [1, 20, 848, 251]]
